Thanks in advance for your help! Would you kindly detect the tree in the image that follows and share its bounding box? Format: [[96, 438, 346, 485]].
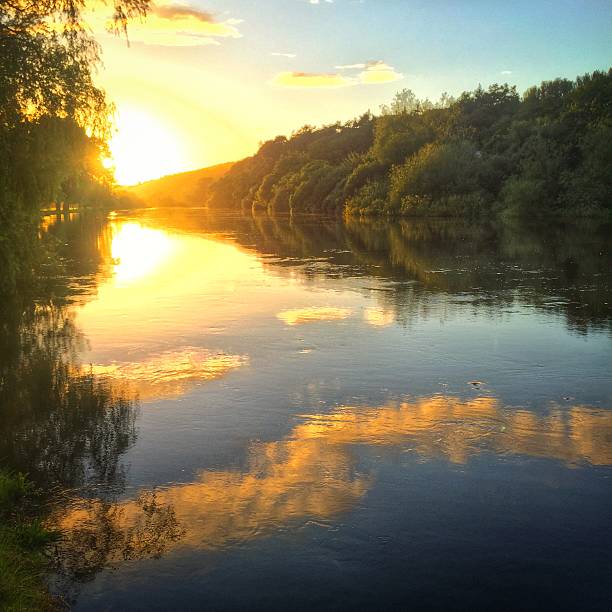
[[206, 70, 611, 219], [380, 89, 420, 115], [380, 89, 456, 115], [0, 0, 150, 134], [372, 113, 433, 166], [0, 0, 152, 293]]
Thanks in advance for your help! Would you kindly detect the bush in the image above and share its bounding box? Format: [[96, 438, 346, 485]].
[[344, 157, 387, 197], [399, 192, 488, 217], [390, 141, 482, 205], [499, 176, 548, 217], [0, 471, 57, 610], [345, 178, 390, 216], [0, 471, 31, 515]]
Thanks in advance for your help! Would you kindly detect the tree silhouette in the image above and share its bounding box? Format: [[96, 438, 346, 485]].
[[0, 0, 152, 293]]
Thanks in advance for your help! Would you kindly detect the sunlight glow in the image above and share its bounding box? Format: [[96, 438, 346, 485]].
[[111, 222, 175, 285], [108, 108, 187, 185]]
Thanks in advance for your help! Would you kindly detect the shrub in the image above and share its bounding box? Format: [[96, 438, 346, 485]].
[[345, 178, 390, 216], [399, 192, 488, 217], [499, 176, 548, 217], [344, 157, 387, 197], [390, 141, 482, 205]]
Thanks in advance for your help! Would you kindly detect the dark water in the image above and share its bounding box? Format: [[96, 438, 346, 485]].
[[1, 210, 611, 611]]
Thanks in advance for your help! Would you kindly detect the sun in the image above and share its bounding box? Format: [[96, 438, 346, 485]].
[[108, 107, 188, 185]]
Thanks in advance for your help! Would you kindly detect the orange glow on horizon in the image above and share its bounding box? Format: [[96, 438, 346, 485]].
[[108, 108, 188, 185]]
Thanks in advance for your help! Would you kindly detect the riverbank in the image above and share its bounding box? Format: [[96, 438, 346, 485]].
[[0, 471, 59, 611]]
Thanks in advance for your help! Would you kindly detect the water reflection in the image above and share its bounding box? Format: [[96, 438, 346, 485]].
[[363, 306, 395, 327], [0, 214, 185, 604], [64, 212, 611, 407], [92, 348, 248, 400], [110, 222, 175, 285], [57, 394, 612, 560], [2, 210, 610, 608], [74, 219, 275, 370], [296, 396, 612, 466], [54, 491, 183, 591], [148, 211, 610, 334], [0, 299, 138, 493], [277, 307, 353, 326]]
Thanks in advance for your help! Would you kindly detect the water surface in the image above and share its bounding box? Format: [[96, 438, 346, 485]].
[[1, 210, 611, 610]]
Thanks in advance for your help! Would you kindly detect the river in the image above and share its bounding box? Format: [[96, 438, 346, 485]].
[[1, 209, 611, 610]]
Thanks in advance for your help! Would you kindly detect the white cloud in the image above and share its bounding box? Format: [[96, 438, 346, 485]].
[[271, 60, 402, 88], [358, 60, 403, 84]]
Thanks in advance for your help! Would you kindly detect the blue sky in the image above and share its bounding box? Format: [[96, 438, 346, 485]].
[[202, 0, 611, 95]]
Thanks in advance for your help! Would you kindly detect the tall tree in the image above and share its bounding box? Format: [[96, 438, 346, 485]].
[[0, 0, 152, 292]]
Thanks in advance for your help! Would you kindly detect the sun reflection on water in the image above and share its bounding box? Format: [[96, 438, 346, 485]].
[[110, 222, 175, 285]]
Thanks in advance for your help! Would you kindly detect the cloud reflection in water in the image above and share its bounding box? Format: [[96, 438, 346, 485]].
[[92, 347, 248, 400], [277, 307, 352, 326], [58, 395, 612, 558]]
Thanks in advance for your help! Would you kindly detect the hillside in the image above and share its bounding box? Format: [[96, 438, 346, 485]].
[[126, 161, 234, 206], [205, 70, 611, 218]]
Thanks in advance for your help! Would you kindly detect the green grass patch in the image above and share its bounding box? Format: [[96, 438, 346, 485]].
[[0, 471, 59, 611]]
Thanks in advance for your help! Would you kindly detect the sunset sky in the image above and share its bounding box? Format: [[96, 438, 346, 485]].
[[90, 0, 612, 184]]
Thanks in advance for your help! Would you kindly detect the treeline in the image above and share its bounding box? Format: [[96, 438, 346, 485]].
[[206, 70, 611, 218]]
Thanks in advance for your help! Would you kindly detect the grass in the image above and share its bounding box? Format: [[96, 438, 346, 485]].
[[0, 471, 59, 611]]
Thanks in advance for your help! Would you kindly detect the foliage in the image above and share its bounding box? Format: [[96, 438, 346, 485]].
[[389, 141, 483, 203], [206, 69, 612, 219], [0, 0, 152, 294], [207, 114, 375, 213], [0, 471, 31, 512], [0, 471, 58, 611], [372, 113, 434, 166], [380, 88, 456, 115], [345, 178, 391, 216]]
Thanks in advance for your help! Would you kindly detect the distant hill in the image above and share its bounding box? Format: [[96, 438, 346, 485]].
[[124, 161, 234, 207]]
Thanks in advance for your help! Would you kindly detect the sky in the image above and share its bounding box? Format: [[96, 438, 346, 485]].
[[89, 0, 612, 184]]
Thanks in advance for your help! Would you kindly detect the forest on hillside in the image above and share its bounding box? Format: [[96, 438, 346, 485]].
[[206, 70, 611, 218]]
